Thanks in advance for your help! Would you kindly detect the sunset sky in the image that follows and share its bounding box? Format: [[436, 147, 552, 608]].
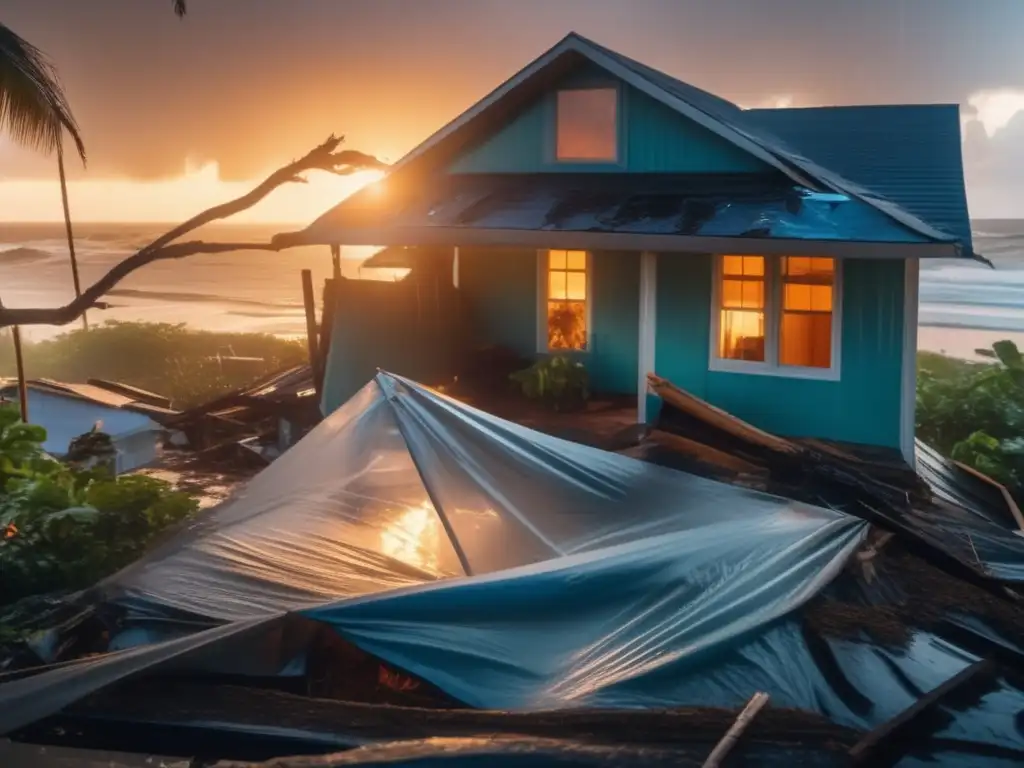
[[3, 0, 1024, 222]]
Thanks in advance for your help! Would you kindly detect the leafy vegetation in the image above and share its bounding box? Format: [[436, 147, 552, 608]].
[[0, 321, 306, 409], [510, 355, 590, 411], [917, 340, 1024, 492], [0, 406, 198, 606]]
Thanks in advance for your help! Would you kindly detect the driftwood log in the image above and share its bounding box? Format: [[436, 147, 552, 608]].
[[0, 136, 385, 329]]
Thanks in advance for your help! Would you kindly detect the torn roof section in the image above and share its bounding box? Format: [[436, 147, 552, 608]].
[[278, 32, 975, 260]]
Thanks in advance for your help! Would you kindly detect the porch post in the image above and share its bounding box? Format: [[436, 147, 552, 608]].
[[637, 251, 657, 423], [453, 246, 460, 288], [900, 257, 920, 467]]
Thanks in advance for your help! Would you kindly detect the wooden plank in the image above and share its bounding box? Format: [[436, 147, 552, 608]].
[[953, 460, 1024, 533], [702, 691, 770, 767], [848, 658, 996, 765], [649, 429, 767, 476], [316, 279, 337, 397], [646, 373, 798, 455], [300, 269, 321, 399]]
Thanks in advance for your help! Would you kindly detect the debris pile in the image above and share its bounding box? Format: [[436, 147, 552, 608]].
[[2, 371, 1024, 767], [164, 364, 320, 463]]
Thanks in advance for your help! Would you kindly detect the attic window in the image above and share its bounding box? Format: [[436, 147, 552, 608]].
[[555, 88, 618, 162]]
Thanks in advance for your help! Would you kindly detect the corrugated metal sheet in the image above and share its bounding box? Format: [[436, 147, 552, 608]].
[[346, 173, 929, 244], [916, 438, 1020, 529], [575, 34, 966, 249], [745, 105, 972, 249]]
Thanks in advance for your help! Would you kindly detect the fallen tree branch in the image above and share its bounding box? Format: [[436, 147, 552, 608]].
[[0, 135, 385, 329]]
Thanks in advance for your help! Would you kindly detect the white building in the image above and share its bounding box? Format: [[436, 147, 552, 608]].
[[0, 379, 177, 474]]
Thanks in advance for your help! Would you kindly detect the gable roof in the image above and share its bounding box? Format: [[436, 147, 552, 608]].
[[0, 378, 178, 420], [745, 105, 973, 251], [279, 32, 974, 259]]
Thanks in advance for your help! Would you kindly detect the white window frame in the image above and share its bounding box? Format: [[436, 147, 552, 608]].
[[536, 249, 593, 354], [709, 254, 843, 381], [554, 85, 621, 164]]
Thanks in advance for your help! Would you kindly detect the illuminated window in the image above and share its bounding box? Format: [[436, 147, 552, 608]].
[[544, 250, 588, 351], [719, 255, 766, 362], [555, 88, 618, 162], [780, 257, 834, 369], [712, 255, 840, 377]]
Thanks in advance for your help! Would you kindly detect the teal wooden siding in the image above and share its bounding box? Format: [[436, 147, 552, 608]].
[[654, 254, 905, 448], [588, 251, 639, 394], [449, 71, 768, 174], [458, 247, 538, 358], [458, 248, 640, 395]]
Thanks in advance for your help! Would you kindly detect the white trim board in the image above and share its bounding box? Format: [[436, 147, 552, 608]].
[[900, 257, 920, 467], [292, 225, 961, 260], [637, 252, 657, 423], [708, 254, 843, 382]]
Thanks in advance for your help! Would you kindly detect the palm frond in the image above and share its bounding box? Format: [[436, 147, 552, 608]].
[[0, 22, 85, 163], [174, 0, 187, 17]]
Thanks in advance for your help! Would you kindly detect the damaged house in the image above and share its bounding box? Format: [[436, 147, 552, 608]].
[[277, 31, 973, 467], [5, 33, 1015, 768]]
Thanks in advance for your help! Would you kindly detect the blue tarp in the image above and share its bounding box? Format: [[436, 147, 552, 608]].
[[3, 373, 1024, 766]]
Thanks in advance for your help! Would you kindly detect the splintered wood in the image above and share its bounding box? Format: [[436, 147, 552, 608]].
[[646, 373, 799, 456], [702, 691, 771, 767]]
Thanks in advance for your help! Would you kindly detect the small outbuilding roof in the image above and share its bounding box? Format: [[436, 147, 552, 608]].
[[0, 378, 178, 421]]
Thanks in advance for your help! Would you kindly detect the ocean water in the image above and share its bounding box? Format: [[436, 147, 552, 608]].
[[0, 222, 391, 342], [1, 220, 1022, 358]]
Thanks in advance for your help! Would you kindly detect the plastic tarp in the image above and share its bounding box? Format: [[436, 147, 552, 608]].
[[0, 372, 866, 733]]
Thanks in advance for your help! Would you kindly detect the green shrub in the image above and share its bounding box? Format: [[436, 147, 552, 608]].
[[0, 406, 198, 605], [917, 340, 1024, 494], [509, 355, 590, 411], [0, 321, 306, 409]]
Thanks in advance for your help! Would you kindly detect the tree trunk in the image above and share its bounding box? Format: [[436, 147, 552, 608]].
[[58, 143, 88, 330]]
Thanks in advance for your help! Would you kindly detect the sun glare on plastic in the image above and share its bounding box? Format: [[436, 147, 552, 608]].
[[380, 500, 439, 571]]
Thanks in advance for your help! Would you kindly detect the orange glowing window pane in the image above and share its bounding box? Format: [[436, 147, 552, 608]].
[[556, 89, 618, 161], [565, 250, 587, 270], [548, 301, 587, 350], [781, 256, 834, 368], [781, 312, 832, 368], [723, 255, 764, 277], [548, 271, 567, 300], [720, 309, 765, 361], [783, 256, 834, 279], [566, 271, 587, 300], [549, 250, 567, 270], [723, 255, 744, 275], [722, 279, 744, 308]]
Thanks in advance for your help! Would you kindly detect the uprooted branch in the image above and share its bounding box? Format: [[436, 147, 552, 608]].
[[0, 135, 385, 329]]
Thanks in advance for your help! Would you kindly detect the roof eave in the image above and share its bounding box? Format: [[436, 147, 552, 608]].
[[275, 224, 965, 260]]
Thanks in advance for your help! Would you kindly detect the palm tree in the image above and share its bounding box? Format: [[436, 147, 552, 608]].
[[0, 22, 86, 417], [0, 22, 84, 160]]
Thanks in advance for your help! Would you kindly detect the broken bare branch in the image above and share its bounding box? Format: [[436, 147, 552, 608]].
[[0, 135, 385, 329]]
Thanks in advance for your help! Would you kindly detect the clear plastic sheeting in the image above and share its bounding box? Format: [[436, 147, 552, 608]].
[[306, 507, 865, 709], [104, 380, 466, 620], [103, 371, 867, 625]]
